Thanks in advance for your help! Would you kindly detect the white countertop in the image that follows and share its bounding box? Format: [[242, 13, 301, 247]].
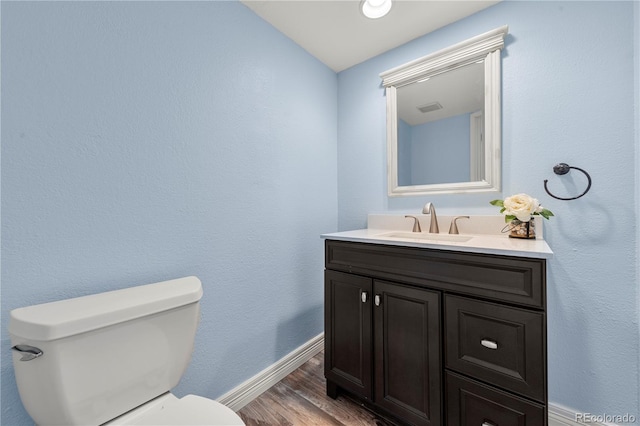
[[321, 228, 553, 259]]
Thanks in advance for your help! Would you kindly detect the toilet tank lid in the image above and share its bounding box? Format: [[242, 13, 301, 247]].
[[9, 276, 203, 342]]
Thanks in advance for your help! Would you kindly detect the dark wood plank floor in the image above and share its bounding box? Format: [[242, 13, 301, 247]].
[[237, 351, 396, 426]]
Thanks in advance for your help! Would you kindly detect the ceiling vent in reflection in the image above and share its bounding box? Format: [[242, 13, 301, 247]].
[[417, 102, 443, 114]]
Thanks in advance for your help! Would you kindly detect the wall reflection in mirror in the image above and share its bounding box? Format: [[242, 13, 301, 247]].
[[396, 60, 485, 186]]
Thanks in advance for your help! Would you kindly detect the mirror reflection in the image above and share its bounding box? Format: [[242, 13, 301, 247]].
[[380, 25, 507, 196], [396, 61, 485, 186]]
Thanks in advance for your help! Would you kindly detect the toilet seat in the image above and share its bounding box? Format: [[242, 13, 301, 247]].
[[107, 393, 245, 425]]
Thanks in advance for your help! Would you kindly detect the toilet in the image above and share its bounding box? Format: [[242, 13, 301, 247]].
[[9, 276, 245, 426]]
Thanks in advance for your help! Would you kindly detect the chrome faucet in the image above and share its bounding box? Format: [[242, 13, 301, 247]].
[[421, 202, 439, 233], [405, 215, 422, 232], [448, 216, 469, 234]]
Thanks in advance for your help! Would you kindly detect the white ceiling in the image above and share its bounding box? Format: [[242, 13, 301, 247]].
[[240, 0, 501, 72], [398, 61, 484, 126]]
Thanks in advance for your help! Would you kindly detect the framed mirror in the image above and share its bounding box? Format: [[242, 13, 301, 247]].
[[380, 26, 508, 196]]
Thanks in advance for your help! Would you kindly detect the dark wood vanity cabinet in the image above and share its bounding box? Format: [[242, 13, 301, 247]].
[[325, 270, 442, 425], [324, 270, 373, 400], [324, 240, 547, 426]]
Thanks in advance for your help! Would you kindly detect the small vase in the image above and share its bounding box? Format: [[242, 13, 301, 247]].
[[507, 218, 536, 239]]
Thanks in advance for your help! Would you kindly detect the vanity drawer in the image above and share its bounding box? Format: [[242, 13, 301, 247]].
[[325, 240, 545, 308], [445, 295, 545, 402], [446, 371, 546, 426]]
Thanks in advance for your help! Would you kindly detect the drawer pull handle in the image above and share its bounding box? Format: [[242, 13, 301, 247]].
[[481, 339, 498, 350], [361, 292, 368, 303], [482, 422, 496, 426]]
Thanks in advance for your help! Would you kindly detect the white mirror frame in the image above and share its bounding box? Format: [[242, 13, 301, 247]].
[[380, 25, 508, 197]]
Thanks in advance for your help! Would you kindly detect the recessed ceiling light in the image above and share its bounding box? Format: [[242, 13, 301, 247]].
[[361, 0, 392, 19]]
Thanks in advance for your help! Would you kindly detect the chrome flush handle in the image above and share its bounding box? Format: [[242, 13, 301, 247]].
[[12, 345, 44, 361]]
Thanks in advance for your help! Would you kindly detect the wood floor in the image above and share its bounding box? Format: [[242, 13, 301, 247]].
[[236, 351, 396, 426], [237, 350, 565, 426]]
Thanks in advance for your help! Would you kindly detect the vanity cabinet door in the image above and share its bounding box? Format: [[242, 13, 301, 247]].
[[373, 280, 442, 426], [324, 270, 373, 400]]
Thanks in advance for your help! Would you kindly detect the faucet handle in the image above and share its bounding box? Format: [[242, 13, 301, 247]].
[[404, 215, 422, 233], [448, 216, 469, 234]]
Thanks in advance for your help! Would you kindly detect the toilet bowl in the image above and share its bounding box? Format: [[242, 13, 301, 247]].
[[106, 393, 244, 425], [9, 276, 245, 426]]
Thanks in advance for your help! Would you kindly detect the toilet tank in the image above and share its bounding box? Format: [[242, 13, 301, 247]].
[[9, 276, 204, 426]]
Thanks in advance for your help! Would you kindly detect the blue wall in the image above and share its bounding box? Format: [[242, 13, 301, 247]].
[[398, 115, 471, 186], [1, 2, 337, 424], [410, 114, 471, 185], [338, 0, 639, 418]]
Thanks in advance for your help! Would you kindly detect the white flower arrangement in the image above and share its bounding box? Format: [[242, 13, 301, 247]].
[[490, 193, 554, 223]]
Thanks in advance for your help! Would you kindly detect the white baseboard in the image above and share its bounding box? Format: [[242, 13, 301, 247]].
[[549, 404, 608, 426], [549, 405, 584, 426], [216, 333, 324, 412], [215, 334, 609, 426]]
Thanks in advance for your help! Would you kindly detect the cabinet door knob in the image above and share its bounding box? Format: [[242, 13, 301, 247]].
[[481, 339, 498, 350], [374, 294, 381, 306], [361, 291, 368, 303], [482, 422, 497, 426]]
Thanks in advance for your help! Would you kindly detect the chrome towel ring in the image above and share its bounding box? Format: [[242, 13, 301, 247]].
[[543, 163, 592, 200]]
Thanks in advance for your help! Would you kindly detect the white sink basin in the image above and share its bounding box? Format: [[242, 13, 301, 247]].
[[377, 232, 473, 243]]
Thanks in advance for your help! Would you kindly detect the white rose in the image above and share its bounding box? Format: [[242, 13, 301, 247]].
[[503, 193, 539, 222]]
